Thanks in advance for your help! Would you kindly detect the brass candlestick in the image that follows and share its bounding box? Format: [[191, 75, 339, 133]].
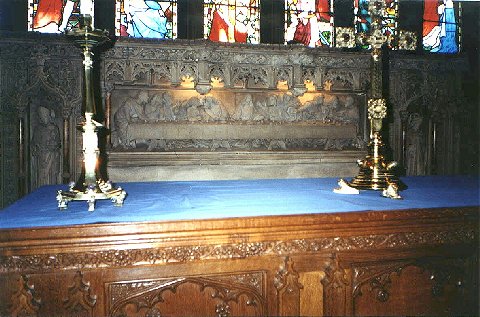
[[334, 1, 416, 199], [57, 15, 126, 211]]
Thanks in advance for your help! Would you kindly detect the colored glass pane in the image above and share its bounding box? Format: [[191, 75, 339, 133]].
[[285, 0, 334, 47], [354, 0, 398, 49], [116, 0, 177, 39], [204, 0, 260, 44], [28, 0, 82, 33], [423, 0, 460, 53]]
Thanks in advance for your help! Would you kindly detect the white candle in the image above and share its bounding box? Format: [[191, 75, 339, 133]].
[[80, 0, 94, 16]]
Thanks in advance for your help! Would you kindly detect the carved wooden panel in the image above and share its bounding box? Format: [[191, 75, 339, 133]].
[[106, 272, 266, 317], [8, 275, 41, 317], [0, 203, 477, 316], [63, 271, 97, 317], [299, 271, 324, 316], [321, 254, 350, 316], [274, 257, 303, 316], [353, 258, 477, 316]]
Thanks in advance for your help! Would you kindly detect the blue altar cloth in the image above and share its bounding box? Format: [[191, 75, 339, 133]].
[[0, 176, 478, 229]]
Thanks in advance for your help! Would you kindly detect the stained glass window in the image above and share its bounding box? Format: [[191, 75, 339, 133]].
[[28, 0, 82, 33], [285, 0, 334, 47], [354, 0, 398, 48], [115, 0, 177, 39], [423, 0, 460, 53], [204, 0, 260, 44]]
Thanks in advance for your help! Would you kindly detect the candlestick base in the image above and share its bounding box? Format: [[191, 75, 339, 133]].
[[57, 181, 127, 212], [342, 132, 406, 199]]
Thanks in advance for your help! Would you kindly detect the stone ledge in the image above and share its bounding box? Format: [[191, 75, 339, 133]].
[[107, 150, 365, 181]]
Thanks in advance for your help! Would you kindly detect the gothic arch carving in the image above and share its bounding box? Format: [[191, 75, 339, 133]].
[[63, 271, 97, 317], [321, 254, 350, 316], [9, 275, 41, 317], [352, 258, 474, 306], [107, 274, 266, 317], [274, 257, 303, 316]]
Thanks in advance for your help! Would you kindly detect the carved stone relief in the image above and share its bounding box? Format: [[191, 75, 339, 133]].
[[323, 69, 355, 91], [109, 88, 364, 151], [100, 41, 374, 177]]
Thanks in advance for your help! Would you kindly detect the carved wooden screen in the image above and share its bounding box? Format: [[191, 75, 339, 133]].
[[28, 0, 83, 33], [422, 0, 461, 53], [115, 0, 178, 38], [354, 0, 398, 49], [204, 0, 261, 44], [284, 0, 334, 47]]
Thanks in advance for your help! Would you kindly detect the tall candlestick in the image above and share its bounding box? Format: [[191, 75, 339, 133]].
[[57, 14, 126, 212]]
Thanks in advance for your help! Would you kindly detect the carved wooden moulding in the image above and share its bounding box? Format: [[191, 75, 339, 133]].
[[0, 228, 475, 273]]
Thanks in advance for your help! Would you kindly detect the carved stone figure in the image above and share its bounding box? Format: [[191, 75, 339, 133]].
[[272, 94, 300, 122], [332, 95, 360, 127], [145, 92, 175, 122], [297, 95, 325, 121], [31, 106, 61, 188], [323, 94, 339, 123], [180, 95, 227, 122], [233, 94, 255, 121], [405, 112, 426, 175], [185, 97, 205, 122], [202, 96, 228, 122], [144, 94, 164, 122], [113, 91, 149, 148]]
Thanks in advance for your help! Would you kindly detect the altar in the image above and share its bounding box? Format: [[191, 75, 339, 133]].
[[0, 176, 478, 316]]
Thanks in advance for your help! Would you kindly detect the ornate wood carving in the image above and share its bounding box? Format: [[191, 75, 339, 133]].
[[107, 272, 266, 317], [274, 257, 303, 316], [416, 258, 472, 297], [354, 258, 475, 297], [352, 257, 476, 314], [63, 271, 97, 317], [367, 268, 400, 302], [9, 275, 41, 317], [0, 228, 475, 273], [352, 261, 412, 301], [321, 254, 350, 316]]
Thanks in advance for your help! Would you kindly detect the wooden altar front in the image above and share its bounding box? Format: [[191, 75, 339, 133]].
[[0, 177, 478, 316]]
